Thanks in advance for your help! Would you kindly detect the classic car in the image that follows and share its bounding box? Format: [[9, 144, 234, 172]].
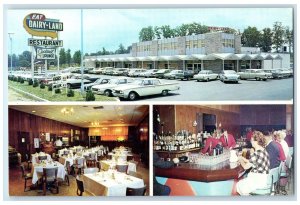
[[89, 67, 104, 74], [91, 77, 134, 96], [127, 69, 146, 77], [154, 69, 171, 78], [65, 74, 98, 89], [219, 70, 240, 83], [163, 70, 183, 79], [102, 67, 114, 75], [83, 78, 111, 90], [139, 69, 159, 78], [194, 70, 219, 82], [175, 70, 194, 80], [271, 69, 293, 79], [112, 68, 129, 76], [112, 78, 180, 100], [238, 69, 272, 81]]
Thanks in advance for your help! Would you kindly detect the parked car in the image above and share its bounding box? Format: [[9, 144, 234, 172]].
[[163, 70, 182, 79], [102, 67, 114, 75], [83, 78, 111, 90], [238, 69, 271, 81], [89, 67, 104, 74], [112, 78, 180, 100], [65, 74, 98, 89], [154, 69, 171, 78], [139, 69, 159, 78], [127, 69, 146, 77], [219, 70, 240, 83], [112, 68, 129, 76], [91, 77, 134, 96], [70, 67, 81, 73], [271, 69, 293, 79], [194, 70, 219, 82], [84, 67, 94, 74], [175, 70, 194, 80]]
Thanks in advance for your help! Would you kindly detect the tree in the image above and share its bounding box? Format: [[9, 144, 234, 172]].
[[259, 28, 273, 52], [284, 27, 293, 54], [272, 21, 285, 52], [139, 26, 154, 42], [187, 22, 209, 35], [115, 44, 127, 54], [241, 26, 261, 47], [174, 24, 189, 37], [59, 48, 66, 66], [73, 50, 81, 65], [154, 26, 162, 39], [160, 25, 175, 39], [66, 49, 71, 66], [126, 45, 132, 53], [18, 51, 31, 68], [18, 59, 31, 67]]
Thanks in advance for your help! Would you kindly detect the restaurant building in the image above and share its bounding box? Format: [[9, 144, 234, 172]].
[[8, 105, 149, 196], [85, 32, 290, 73], [153, 104, 294, 196]]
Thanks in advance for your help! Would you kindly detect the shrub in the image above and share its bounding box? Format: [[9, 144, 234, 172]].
[[48, 85, 53, 91], [20, 78, 25, 84], [40, 82, 45, 89], [28, 79, 33, 85], [55, 88, 61, 94], [67, 89, 75, 97], [17, 76, 22, 82], [33, 80, 39, 87], [85, 90, 95, 101], [13, 76, 18, 82]]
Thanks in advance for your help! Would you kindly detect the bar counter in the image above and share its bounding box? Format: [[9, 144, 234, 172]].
[[155, 160, 244, 196]]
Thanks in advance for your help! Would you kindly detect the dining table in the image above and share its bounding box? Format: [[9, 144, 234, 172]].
[[31, 161, 66, 184], [100, 160, 137, 174], [31, 152, 51, 164], [82, 170, 144, 196]]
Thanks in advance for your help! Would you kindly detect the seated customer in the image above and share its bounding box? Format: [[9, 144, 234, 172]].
[[264, 131, 281, 169], [274, 130, 289, 159], [153, 152, 175, 196], [219, 129, 236, 149], [201, 132, 221, 154], [236, 131, 270, 195]]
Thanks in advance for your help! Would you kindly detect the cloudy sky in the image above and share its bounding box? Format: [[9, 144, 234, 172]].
[[5, 7, 293, 55]]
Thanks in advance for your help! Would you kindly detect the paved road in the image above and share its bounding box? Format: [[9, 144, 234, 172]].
[[88, 74, 293, 101]]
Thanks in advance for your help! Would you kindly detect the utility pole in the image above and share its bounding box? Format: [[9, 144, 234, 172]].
[[8, 33, 14, 73]]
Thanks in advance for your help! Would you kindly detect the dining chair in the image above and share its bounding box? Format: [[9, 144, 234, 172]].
[[83, 167, 99, 174], [116, 164, 128, 173], [250, 167, 280, 195], [86, 159, 97, 168], [76, 176, 84, 196], [20, 164, 33, 192], [126, 185, 147, 196], [38, 155, 48, 161], [74, 157, 85, 176], [279, 155, 293, 194], [25, 154, 32, 170], [42, 167, 59, 195]]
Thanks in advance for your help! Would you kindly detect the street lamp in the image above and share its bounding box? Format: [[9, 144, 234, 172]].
[[8, 32, 14, 73]]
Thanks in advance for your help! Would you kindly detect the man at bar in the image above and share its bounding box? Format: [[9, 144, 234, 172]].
[[219, 129, 236, 149], [264, 130, 282, 169], [201, 132, 221, 154]]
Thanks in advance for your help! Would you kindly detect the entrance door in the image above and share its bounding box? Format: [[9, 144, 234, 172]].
[[17, 132, 30, 161], [193, 63, 202, 73]]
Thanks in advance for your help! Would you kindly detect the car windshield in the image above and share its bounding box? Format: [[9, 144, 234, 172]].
[[109, 79, 120, 84], [224, 70, 236, 74], [131, 80, 144, 85], [156, 70, 166, 73], [199, 71, 207, 74]]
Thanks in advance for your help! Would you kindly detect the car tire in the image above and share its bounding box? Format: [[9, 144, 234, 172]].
[[256, 77, 260, 81], [206, 78, 209, 82], [104, 90, 112, 97], [128, 91, 138, 101], [162, 90, 168, 96], [197, 80, 200, 82]]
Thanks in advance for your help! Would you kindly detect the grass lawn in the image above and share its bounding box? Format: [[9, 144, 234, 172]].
[[8, 80, 117, 101]]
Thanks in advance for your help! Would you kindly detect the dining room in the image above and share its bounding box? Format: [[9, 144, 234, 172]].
[[8, 104, 149, 196]]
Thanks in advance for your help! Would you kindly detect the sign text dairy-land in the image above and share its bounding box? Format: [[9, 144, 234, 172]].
[[23, 13, 63, 39], [28, 38, 63, 47]]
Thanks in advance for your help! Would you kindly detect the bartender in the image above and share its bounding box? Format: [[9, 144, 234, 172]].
[[219, 129, 236, 149], [201, 132, 221, 154]]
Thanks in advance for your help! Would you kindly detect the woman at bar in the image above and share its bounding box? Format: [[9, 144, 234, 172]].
[[236, 131, 270, 195]]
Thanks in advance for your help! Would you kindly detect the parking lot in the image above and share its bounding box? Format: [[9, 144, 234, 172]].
[[86, 74, 293, 101]]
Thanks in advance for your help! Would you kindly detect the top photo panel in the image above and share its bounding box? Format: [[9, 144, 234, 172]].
[[6, 7, 294, 102]]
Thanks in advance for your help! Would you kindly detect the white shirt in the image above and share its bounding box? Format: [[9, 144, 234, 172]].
[[280, 140, 289, 158], [55, 139, 63, 147]]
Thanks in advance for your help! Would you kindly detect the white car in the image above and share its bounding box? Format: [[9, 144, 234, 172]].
[[127, 69, 146, 77], [238, 69, 272, 81], [91, 77, 133, 96], [139, 69, 158, 78], [194, 70, 218, 82], [83, 78, 111, 90], [219, 70, 240, 83], [163, 70, 182, 79], [112, 78, 180, 100], [89, 67, 104, 74]]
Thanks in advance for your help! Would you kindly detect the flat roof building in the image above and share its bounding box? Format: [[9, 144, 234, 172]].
[[85, 32, 290, 73]]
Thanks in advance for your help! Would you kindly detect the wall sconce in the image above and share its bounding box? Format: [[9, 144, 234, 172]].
[[219, 122, 222, 127], [157, 114, 161, 123], [193, 120, 197, 127]]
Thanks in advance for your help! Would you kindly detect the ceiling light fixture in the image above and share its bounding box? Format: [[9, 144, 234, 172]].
[[61, 107, 74, 115], [32, 110, 36, 113]]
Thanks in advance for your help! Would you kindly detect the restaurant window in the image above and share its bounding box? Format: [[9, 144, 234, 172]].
[[224, 62, 235, 70], [186, 40, 191, 49], [193, 40, 198, 48], [198, 39, 205, 48], [222, 39, 234, 48]]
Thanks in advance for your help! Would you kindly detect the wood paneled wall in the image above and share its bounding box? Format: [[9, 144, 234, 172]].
[[154, 105, 176, 134], [240, 105, 286, 125], [9, 108, 88, 154], [88, 127, 128, 141], [175, 105, 240, 135]]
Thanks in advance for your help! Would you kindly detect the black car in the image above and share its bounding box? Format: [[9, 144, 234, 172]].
[[175, 70, 194, 80]]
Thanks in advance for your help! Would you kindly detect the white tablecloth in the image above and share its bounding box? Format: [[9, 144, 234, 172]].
[[82, 171, 144, 196], [31, 162, 66, 184], [59, 156, 85, 167], [31, 153, 51, 164], [100, 160, 136, 173]]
